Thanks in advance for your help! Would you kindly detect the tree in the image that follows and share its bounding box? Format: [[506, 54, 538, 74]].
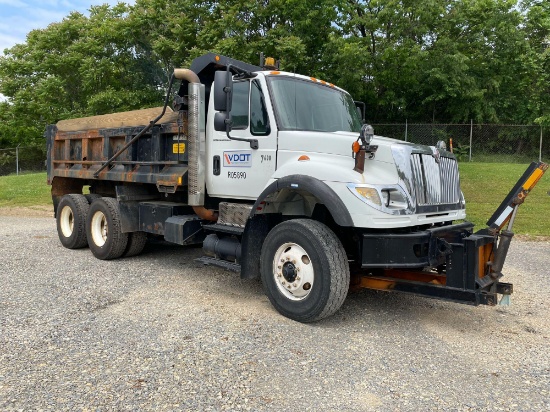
[[0, 0, 549, 152], [328, 0, 544, 124], [523, 0, 550, 125], [0, 4, 164, 147]]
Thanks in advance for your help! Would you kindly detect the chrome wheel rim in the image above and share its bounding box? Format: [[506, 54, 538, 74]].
[[272, 242, 314, 301]]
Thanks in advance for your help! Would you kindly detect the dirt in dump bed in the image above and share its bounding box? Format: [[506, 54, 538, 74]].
[[55, 107, 178, 132]]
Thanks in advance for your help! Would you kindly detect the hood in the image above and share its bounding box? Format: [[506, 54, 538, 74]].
[[277, 130, 404, 164]]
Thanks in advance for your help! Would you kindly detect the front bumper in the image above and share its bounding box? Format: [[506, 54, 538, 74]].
[[361, 221, 474, 269], [355, 222, 513, 306]]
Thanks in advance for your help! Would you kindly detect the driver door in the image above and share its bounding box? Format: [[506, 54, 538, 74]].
[[206, 78, 277, 200]]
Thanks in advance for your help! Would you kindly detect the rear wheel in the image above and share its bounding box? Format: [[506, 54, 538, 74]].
[[84, 193, 101, 204], [86, 197, 128, 260], [260, 219, 350, 323], [56, 194, 89, 249], [123, 232, 147, 257]]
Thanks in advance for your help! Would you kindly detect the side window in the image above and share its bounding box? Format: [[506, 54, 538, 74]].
[[250, 80, 270, 135], [231, 80, 249, 129]]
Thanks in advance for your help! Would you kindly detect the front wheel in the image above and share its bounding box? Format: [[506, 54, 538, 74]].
[[86, 197, 128, 260], [260, 219, 350, 323]]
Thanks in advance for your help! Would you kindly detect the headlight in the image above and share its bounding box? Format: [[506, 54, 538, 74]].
[[381, 188, 408, 209], [354, 186, 381, 206], [348, 183, 412, 215]]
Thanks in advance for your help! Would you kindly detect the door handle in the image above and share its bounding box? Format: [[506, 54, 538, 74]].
[[213, 155, 220, 176]]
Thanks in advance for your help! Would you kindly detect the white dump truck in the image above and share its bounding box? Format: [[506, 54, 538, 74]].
[[46, 53, 547, 322]]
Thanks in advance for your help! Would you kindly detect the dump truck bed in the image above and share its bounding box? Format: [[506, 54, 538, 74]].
[[46, 107, 189, 188]]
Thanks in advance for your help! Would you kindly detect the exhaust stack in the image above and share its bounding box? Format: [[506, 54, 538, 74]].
[[173, 69, 217, 221]]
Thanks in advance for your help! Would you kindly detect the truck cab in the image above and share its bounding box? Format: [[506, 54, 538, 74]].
[[204, 66, 465, 228]]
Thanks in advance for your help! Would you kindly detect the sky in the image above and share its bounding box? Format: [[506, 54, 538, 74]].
[[0, 0, 133, 53]]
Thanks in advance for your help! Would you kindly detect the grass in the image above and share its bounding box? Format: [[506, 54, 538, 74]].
[[458, 162, 550, 237], [0, 164, 549, 237], [0, 172, 51, 207], [470, 153, 543, 164]]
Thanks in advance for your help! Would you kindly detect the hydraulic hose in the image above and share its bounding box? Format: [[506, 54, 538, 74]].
[[93, 75, 176, 178]]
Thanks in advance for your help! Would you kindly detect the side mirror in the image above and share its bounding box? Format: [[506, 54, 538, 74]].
[[354, 101, 366, 123], [212, 66, 258, 149], [214, 112, 232, 132], [214, 70, 232, 112]]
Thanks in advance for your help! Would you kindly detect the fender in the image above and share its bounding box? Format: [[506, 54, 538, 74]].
[[250, 174, 353, 227], [240, 175, 353, 279]]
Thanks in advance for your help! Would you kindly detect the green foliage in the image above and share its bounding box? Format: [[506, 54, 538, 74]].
[[329, 0, 549, 124], [0, 4, 164, 147], [524, 1, 550, 126], [0, 0, 549, 149], [453, 143, 471, 162]]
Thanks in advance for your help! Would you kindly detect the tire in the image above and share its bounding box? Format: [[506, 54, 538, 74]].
[[56, 194, 90, 249], [123, 232, 147, 257], [84, 193, 101, 204], [260, 219, 350, 323], [86, 197, 128, 260]]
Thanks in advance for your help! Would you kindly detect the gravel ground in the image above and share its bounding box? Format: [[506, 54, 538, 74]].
[[0, 215, 549, 411]]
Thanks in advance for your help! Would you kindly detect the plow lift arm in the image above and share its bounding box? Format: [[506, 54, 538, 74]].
[[487, 161, 548, 232], [352, 161, 548, 306], [476, 162, 549, 300]]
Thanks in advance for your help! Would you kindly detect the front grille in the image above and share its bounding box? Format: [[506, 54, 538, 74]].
[[410, 154, 460, 205]]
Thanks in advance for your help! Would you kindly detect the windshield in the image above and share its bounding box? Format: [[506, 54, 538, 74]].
[[268, 76, 362, 133]]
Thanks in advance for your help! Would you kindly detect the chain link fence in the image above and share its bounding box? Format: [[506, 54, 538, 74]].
[[0, 124, 546, 175], [0, 146, 47, 176], [372, 123, 547, 163]]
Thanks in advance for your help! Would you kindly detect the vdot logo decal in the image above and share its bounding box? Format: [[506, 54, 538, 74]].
[[223, 150, 252, 167]]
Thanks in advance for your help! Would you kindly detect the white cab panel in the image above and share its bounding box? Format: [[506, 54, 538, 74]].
[[206, 75, 277, 200]]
